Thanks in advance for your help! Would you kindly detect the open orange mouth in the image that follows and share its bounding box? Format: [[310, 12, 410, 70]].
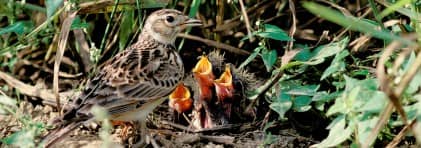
[[192, 56, 215, 101], [214, 64, 234, 101], [169, 83, 193, 113]]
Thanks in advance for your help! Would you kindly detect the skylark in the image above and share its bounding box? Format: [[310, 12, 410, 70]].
[[43, 9, 201, 147]]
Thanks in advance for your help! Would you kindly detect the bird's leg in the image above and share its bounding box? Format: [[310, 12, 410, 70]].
[[112, 120, 133, 140], [133, 120, 148, 147]]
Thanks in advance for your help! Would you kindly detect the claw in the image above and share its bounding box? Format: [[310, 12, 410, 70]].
[[192, 56, 215, 101], [111, 120, 133, 140], [169, 83, 193, 113]]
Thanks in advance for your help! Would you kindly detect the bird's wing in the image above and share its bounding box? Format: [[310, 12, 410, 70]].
[[74, 43, 183, 115]]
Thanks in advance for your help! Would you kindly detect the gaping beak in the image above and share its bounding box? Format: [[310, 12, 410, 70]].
[[214, 64, 234, 102], [182, 18, 202, 27], [169, 83, 193, 114], [193, 56, 215, 101]]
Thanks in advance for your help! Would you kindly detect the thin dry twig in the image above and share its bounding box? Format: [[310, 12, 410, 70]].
[[0, 70, 63, 106], [177, 33, 250, 55], [386, 120, 417, 148], [54, 11, 78, 113], [287, 0, 297, 51], [238, 0, 254, 42]]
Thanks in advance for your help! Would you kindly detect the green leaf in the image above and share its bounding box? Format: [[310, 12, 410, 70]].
[[403, 52, 421, 94], [2, 129, 36, 147], [256, 24, 292, 41], [293, 44, 312, 61], [357, 91, 387, 113], [46, 0, 63, 19], [0, 21, 34, 36], [286, 84, 319, 96], [239, 46, 262, 69], [321, 50, 349, 80], [261, 48, 277, 71], [71, 16, 89, 30], [312, 115, 352, 147], [270, 93, 292, 119], [119, 10, 135, 51], [302, 37, 349, 65], [312, 91, 342, 102], [357, 117, 378, 144], [292, 96, 312, 112]]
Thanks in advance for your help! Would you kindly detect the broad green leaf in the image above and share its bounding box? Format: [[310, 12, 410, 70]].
[[294, 44, 312, 61], [119, 10, 135, 51], [0, 21, 34, 36], [403, 52, 421, 94], [286, 84, 319, 96], [302, 37, 349, 65], [292, 96, 312, 112], [261, 48, 277, 71], [312, 91, 342, 102], [2, 129, 35, 147], [357, 117, 379, 145], [46, 0, 63, 19], [270, 93, 292, 119], [239, 46, 262, 69], [321, 50, 349, 80], [312, 115, 352, 147], [357, 91, 387, 113], [326, 87, 360, 116], [302, 2, 415, 46], [256, 24, 292, 41]]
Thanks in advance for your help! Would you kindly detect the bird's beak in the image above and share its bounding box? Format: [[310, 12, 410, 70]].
[[169, 83, 193, 113], [214, 64, 234, 101], [183, 18, 202, 27], [193, 56, 215, 101]]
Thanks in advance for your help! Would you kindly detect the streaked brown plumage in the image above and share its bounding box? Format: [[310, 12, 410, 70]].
[[43, 9, 201, 147]]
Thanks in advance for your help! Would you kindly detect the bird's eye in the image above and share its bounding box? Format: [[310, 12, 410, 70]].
[[166, 16, 175, 23]]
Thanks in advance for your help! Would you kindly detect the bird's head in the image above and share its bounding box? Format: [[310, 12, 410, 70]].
[[143, 9, 202, 44]]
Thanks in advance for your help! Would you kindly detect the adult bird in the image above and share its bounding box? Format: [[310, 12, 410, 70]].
[[42, 9, 202, 147]]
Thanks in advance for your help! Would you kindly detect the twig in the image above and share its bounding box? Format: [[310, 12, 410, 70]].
[[386, 120, 416, 148], [287, 0, 297, 51], [362, 103, 393, 148], [238, 0, 254, 42], [0, 70, 64, 106], [177, 33, 250, 55]]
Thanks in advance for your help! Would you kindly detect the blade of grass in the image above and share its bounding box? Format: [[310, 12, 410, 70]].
[[378, 0, 412, 19], [99, 0, 120, 54], [302, 1, 415, 46]]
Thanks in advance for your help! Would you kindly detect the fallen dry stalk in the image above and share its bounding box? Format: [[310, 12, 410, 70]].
[[238, 0, 254, 42], [386, 120, 417, 148], [0, 70, 59, 106], [54, 11, 78, 114], [178, 33, 250, 55]]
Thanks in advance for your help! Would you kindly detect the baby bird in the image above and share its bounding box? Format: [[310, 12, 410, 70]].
[[42, 9, 201, 147]]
